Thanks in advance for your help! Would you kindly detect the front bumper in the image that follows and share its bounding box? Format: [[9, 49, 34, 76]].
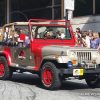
[[61, 66, 100, 77]]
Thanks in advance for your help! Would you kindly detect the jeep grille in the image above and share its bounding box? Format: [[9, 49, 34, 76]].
[[76, 51, 91, 63]]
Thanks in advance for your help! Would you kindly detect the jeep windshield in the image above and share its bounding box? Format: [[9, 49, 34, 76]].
[[29, 19, 72, 40]]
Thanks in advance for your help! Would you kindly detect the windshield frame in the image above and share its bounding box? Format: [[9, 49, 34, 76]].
[[29, 19, 72, 40]]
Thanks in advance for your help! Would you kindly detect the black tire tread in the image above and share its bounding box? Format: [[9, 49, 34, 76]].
[[41, 62, 61, 90], [85, 75, 100, 88]]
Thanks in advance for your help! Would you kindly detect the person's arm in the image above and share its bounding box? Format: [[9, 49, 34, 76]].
[[97, 44, 100, 50], [82, 38, 87, 47], [97, 38, 100, 50], [4, 32, 7, 40]]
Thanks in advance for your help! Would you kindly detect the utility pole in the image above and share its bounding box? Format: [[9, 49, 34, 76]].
[[61, 0, 64, 19], [93, 0, 95, 15], [6, 0, 11, 23], [52, 0, 55, 19]]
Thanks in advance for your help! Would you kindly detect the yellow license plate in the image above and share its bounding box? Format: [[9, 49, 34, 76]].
[[73, 69, 84, 76]]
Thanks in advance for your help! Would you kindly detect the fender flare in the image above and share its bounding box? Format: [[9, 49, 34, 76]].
[[0, 51, 12, 66], [42, 55, 70, 63]]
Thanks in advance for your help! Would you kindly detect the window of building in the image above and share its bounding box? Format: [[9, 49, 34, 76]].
[[11, 0, 61, 22], [95, 0, 100, 15], [74, 0, 93, 17], [0, 0, 6, 26]]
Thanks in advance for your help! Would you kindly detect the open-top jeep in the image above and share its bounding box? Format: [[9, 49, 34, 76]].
[[0, 19, 100, 90]]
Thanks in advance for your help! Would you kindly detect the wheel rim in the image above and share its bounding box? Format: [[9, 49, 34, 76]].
[[42, 68, 53, 86], [0, 62, 5, 76]]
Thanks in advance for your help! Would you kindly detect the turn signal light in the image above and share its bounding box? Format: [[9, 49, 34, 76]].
[[72, 60, 77, 65]]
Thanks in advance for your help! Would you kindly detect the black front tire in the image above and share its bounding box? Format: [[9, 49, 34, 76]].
[[85, 75, 100, 88], [41, 62, 62, 90], [0, 56, 12, 80]]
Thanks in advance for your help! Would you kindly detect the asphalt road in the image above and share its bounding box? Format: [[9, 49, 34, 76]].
[[0, 73, 100, 100]]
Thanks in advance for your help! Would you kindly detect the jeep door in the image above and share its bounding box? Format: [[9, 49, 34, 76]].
[[10, 31, 34, 68]]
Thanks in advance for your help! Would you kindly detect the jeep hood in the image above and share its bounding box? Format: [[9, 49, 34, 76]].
[[42, 45, 98, 57]]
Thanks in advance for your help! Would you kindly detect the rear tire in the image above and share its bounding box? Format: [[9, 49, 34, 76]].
[[0, 56, 12, 80], [41, 62, 62, 90]]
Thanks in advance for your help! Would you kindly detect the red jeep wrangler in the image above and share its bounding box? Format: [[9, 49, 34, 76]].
[[0, 19, 100, 90]]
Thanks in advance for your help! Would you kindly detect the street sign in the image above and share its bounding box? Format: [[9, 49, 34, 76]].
[[64, 0, 75, 10], [64, 0, 75, 20]]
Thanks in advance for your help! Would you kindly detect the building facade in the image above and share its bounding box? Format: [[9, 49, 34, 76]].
[[0, 0, 100, 26]]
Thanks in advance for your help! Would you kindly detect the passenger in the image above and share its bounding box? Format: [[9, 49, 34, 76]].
[[14, 28, 21, 45], [3, 27, 9, 42], [14, 28, 20, 38], [56, 31, 65, 39], [56, 31, 62, 39], [0, 28, 3, 42], [6, 30, 14, 44], [52, 32, 57, 39], [18, 29, 30, 47], [43, 30, 53, 39], [24, 35, 30, 47]]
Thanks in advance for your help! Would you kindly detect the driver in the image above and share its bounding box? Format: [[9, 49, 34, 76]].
[[43, 29, 53, 39], [56, 30, 65, 39]]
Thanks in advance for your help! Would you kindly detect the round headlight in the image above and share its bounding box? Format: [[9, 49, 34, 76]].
[[66, 51, 78, 65], [92, 52, 99, 59], [70, 52, 77, 59]]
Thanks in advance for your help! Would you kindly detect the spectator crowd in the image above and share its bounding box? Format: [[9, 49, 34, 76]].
[[74, 27, 100, 50]]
